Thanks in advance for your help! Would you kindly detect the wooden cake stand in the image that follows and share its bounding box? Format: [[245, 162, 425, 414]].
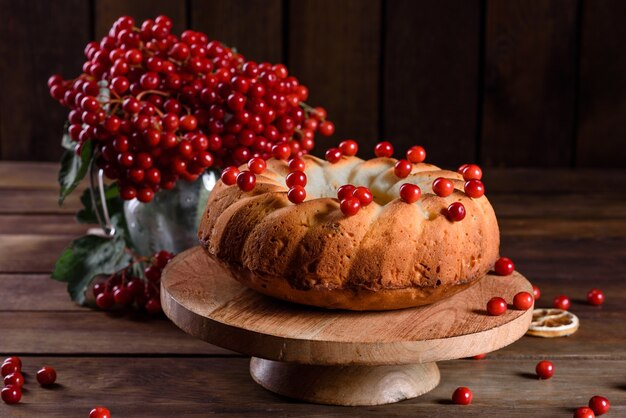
[[161, 246, 533, 406]]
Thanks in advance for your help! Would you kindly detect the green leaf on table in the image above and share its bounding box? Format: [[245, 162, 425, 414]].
[[58, 139, 93, 205], [51, 229, 131, 305]]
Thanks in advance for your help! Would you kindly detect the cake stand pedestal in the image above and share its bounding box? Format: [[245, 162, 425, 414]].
[[161, 246, 533, 406]]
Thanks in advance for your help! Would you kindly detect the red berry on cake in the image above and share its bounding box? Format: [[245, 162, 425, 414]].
[[587, 288, 604, 306], [462, 164, 482, 180], [288, 186, 306, 204], [447, 202, 466, 221], [513, 291, 533, 310], [288, 157, 306, 172], [319, 120, 335, 136], [247, 157, 266, 174], [325, 147, 343, 163], [340, 197, 361, 216], [339, 140, 358, 156], [487, 297, 507, 316], [272, 143, 291, 160], [399, 183, 421, 203], [494, 257, 515, 276], [553, 295, 571, 310], [236, 170, 256, 191], [286, 171, 307, 188], [452, 387, 472, 405], [457, 164, 469, 174], [406, 145, 426, 163], [464, 179, 485, 198], [353, 186, 373, 206], [221, 166, 240, 186], [394, 159, 412, 178], [337, 184, 356, 201], [374, 141, 394, 158], [432, 178, 454, 197]]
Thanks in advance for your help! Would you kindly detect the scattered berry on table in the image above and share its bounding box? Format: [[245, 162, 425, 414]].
[[1, 361, 20, 377], [574, 407, 596, 418], [4, 372, 24, 388], [586, 289, 604, 306], [535, 360, 554, 379], [452, 387, 472, 405], [3, 357, 21, 369], [553, 295, 571, 311], [37, 366, 57, 386], [89, 406, 112, 418], [588, 395, 610, 415], [472, 353, 487, 360], [487, 297, 507, 316], [1, 386, 21, 404]]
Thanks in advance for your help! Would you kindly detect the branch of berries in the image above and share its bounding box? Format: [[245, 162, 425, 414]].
[[92, 250, 174, 314], [48, 15, 335, 203]]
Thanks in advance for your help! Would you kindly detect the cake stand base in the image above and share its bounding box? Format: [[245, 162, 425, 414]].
[[250, 357, 440, 406]]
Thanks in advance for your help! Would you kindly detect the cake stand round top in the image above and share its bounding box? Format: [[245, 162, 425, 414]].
[[161, 246, 533, 366]]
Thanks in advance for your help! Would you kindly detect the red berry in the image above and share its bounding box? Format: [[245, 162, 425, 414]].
[[1, 386, 21, 404], [447, 202, 466, 221], [319, 120, 335, 136], [145, 298, 162, 314], [452, 387, 472, 405], [36, 366, 57, 386], [237, 170, 256, 192], [126, 279, 144, 296], [588, 395, 610, 415], [247, 157, 266, 174], [155, 250, 174, 269], [288, 186, 306, 204], [137, 188, 154, 203], [325, 147, 342, 163], [432, 178, 454, 197], [120, 185, 137, 200], [374, 141, 393, 158], [288, 158, 305, 172], [394, 159, 412, 178], [2, 357, 21, 369], [472, 353, 487, 360], [399, 183, 421, 203], [494, 257, 515, 276], [180, 115, 198, 131], [535, 360, 554, 379], [553, 295, 571, 310], [340, 197, 361, 216], [114, 287, 132, 306], [272, 143, 291, 160], [4, 372, 24, 387], [353, 186, 373, 206], [586, 289, 604, 306], [96, 291, 114, 310], [487, 297, 507, 316], [337, 184, 356, 201], [464, 179, 485, 198], [144, 265, 162, 282], [513, 291, 533, 310], [532, 284, 541, 300], [574, 407, 595, 418], [338, 140, 358, 156], [406, 145, 426, 163], [462, 164, 482, 180], [221, 167, 240, 186], [89, 406, 111, 418], [286, 171, 307, 188]]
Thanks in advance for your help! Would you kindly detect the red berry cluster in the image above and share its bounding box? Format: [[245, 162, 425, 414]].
[[48, 15, 334, 203], [337, 184, 373, 216], [93, 250, 174, 314], [1, 356, 57, 405], [486, 291, 533, 316]]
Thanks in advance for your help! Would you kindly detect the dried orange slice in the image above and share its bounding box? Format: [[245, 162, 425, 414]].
[[526, 308, 579, 338]]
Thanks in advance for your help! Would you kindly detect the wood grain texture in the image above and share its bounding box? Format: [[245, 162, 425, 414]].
[[94, 0, 187, 38], [576, 0, 626, 167], [0, 274, 81, 311], [0, 215, 87, 235], [1, 357, 624, 417], [191, 0, 283, 63], [0, 235, 73, 273], [288, 0, 382, 157], [0, 0, 89, 161], [383, 0, 481, 166], [0, 312, 231, 355], [482, 0, 578, 167], [162, 247, 533, 365], [0, 190, 81, 214], [0, 162, 62, 189]]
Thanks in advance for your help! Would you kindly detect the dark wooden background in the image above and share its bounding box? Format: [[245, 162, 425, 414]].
[[1, 0, 625, 168]]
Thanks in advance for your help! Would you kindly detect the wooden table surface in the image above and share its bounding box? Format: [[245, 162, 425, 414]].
[[0, 161, 624, 417]]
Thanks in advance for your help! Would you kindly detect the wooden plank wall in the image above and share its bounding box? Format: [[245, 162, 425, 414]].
[[0, 0, 624, 167]]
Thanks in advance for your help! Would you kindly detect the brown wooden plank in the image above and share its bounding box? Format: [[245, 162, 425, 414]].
[[0, 215, 88, 235], [0, 162, 61, 190], [0, 0, 90, 161], [0, 312, 231, 355], [482, 0, 578, 167], [94, 0, 187, 39], [1, 357, 623, 416], [0, 190, 81, 214], [577, 0, 626, 167], [190, 0, 283, 63], [483, 168, 626, 193], [288, 0, 382, 157], [489, 193, 626, 219], [0, 274, 81, 311], [0, 235, 72, 273], [384, 0, 481, 166], [500, 218, 626, 238]]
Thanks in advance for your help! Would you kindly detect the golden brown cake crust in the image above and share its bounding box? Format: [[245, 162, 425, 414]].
[[198, 155, 500, 310]]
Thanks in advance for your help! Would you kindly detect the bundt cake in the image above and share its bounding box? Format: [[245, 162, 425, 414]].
[[198, 145, 500, 310]]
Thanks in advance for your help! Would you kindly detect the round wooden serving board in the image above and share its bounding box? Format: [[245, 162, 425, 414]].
[[161, 246, 533, 405]]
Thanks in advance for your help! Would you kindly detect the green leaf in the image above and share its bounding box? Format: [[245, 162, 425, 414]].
[[76, 184, 123, 225], [58, 139, 94, 205], [51, 230, 131, 305], [61, 126, 73, 150]]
